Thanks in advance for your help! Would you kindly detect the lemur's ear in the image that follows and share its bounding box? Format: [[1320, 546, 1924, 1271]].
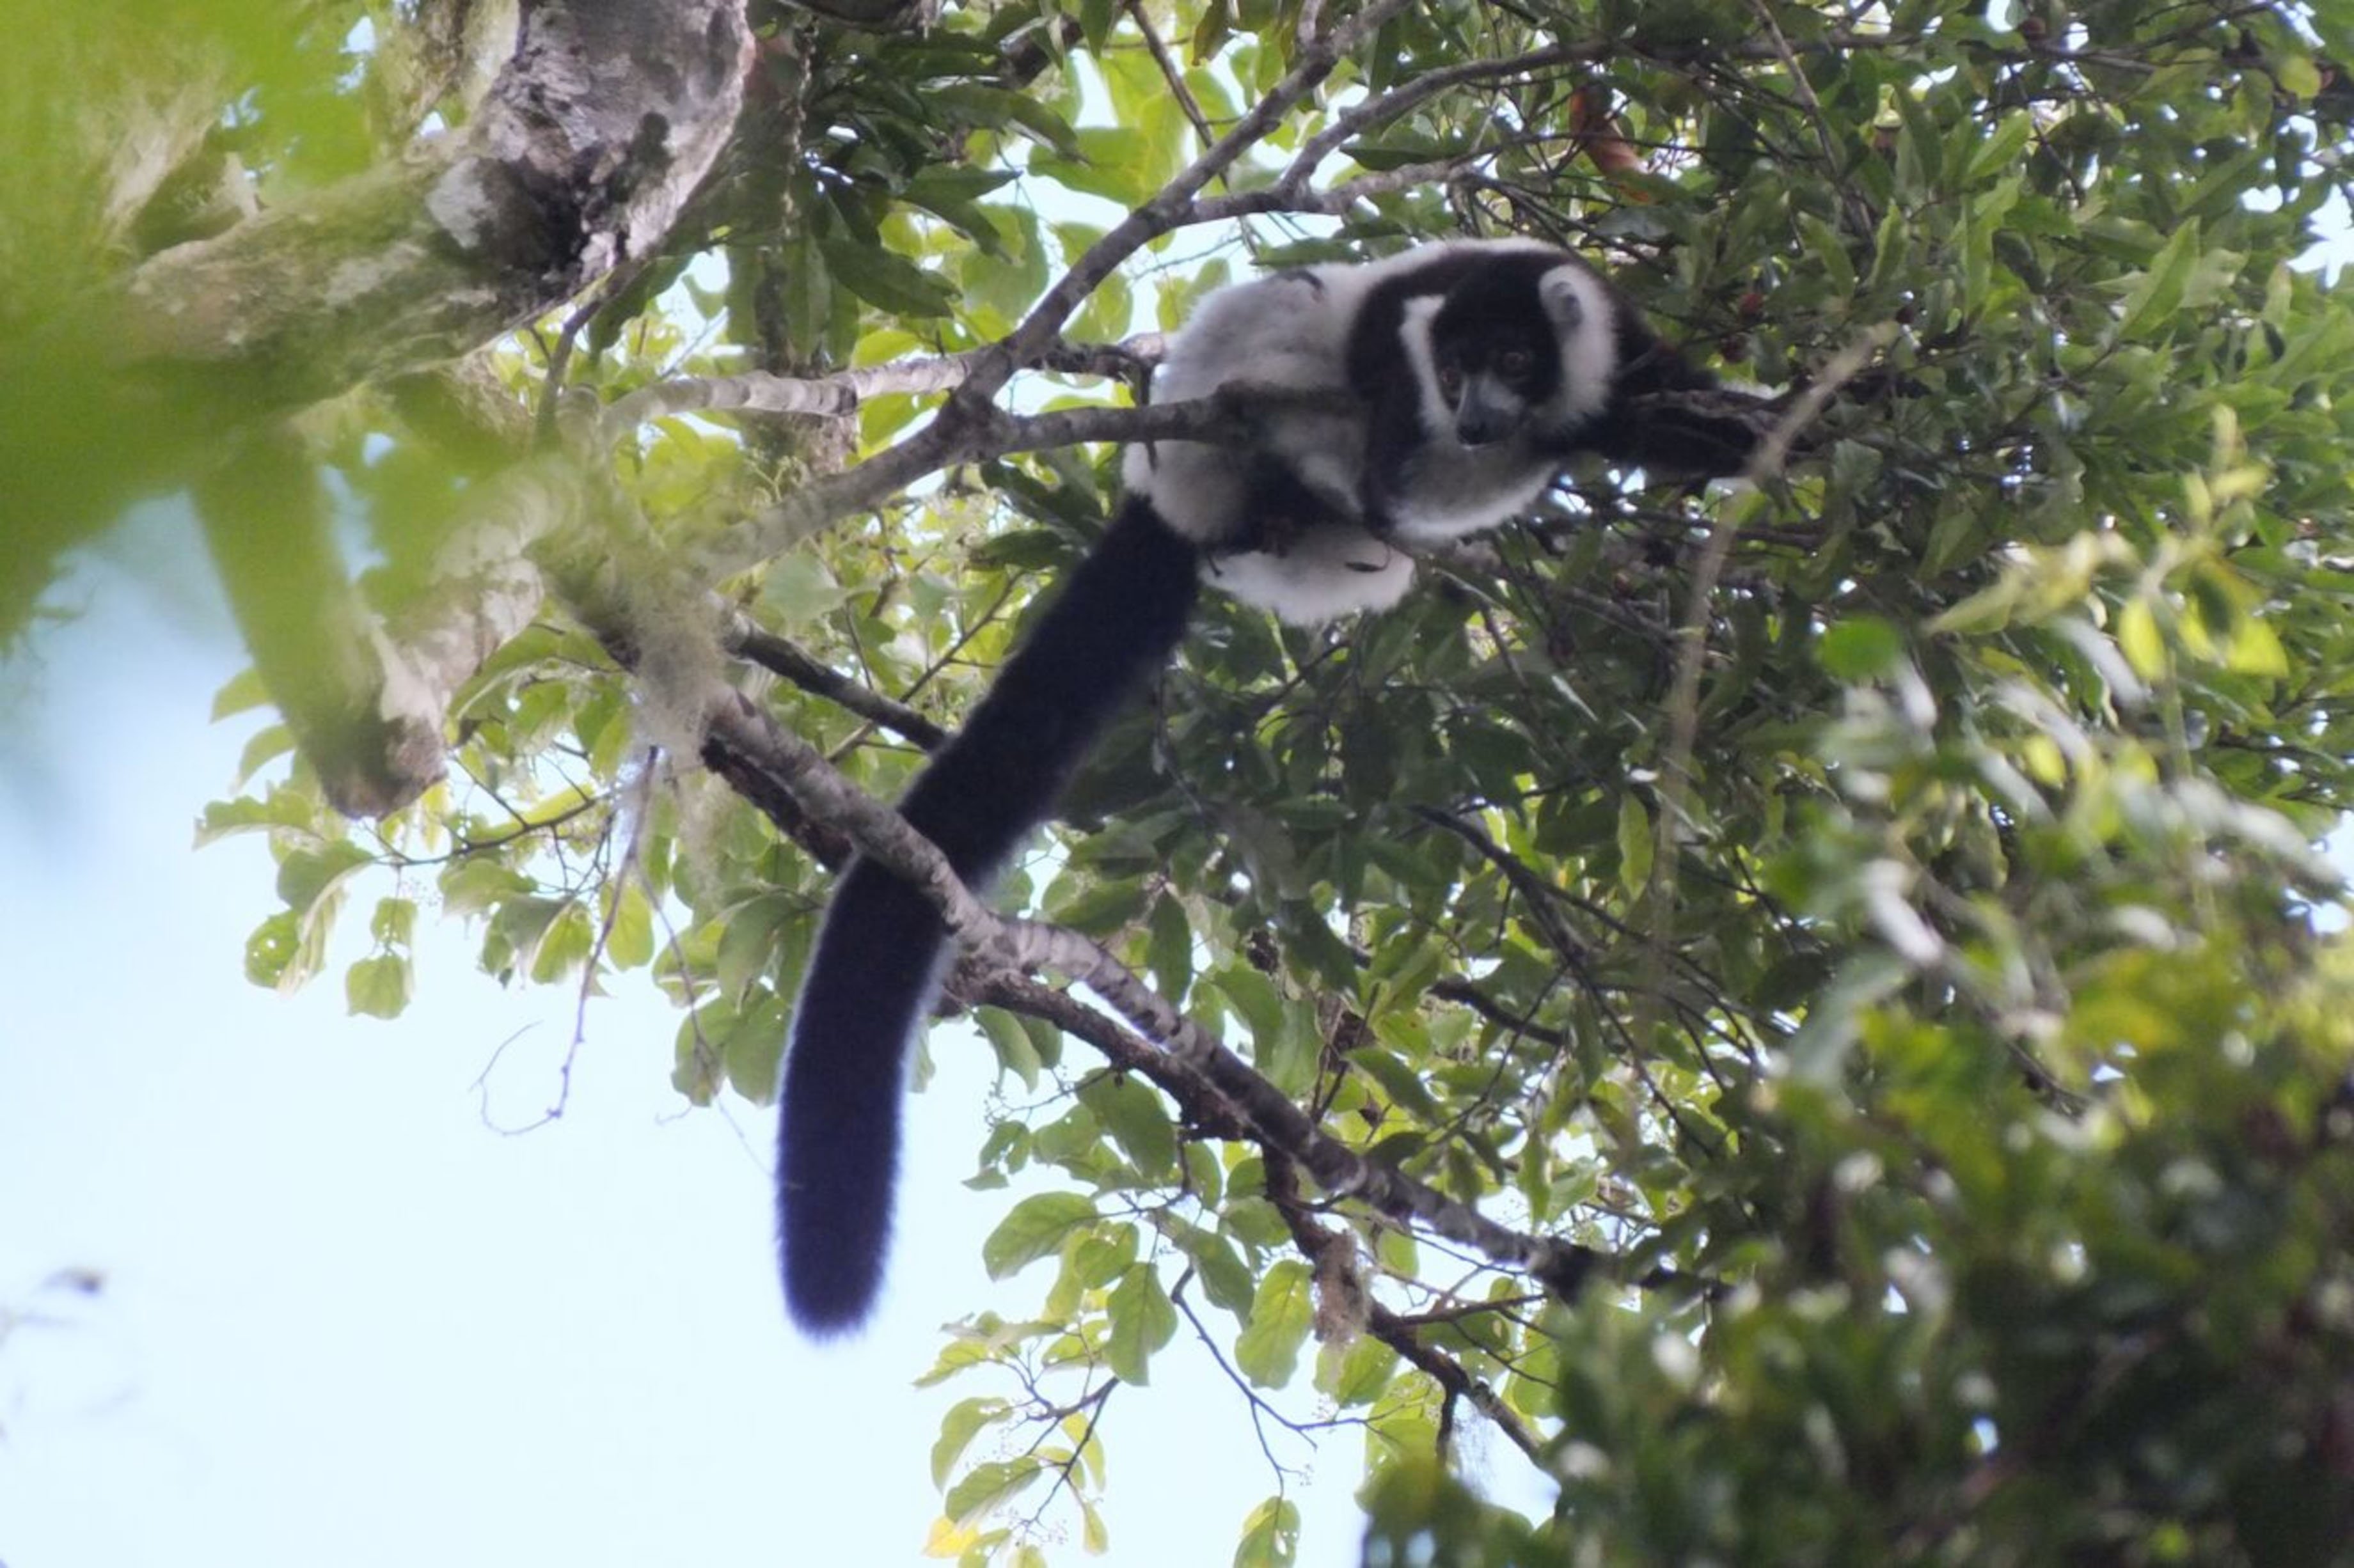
[[1538, 266, 1590, 333]]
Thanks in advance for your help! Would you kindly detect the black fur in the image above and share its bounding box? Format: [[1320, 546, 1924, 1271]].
[[777, 498, 1202, 1333]]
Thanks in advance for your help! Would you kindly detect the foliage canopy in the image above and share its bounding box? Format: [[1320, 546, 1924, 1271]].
[[13, 0, 2354, 1560]]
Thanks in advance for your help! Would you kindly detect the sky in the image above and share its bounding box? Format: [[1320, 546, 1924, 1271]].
[[0, 511, 1398, 1567]]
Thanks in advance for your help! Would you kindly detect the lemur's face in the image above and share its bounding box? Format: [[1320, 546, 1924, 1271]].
[[1433, 340, 1547, 446], [1429, 274, 1574, 447]]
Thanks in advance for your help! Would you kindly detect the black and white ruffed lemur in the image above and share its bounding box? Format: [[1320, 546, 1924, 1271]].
[[776, 239, 1766, 1334]]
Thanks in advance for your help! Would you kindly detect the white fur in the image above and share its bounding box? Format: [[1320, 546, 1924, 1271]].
[[1204, 527, 1418, 622], [1542, 262, 1618, 428], [1398, 295, 1453, 446], [1124, 240, 1616, 624]]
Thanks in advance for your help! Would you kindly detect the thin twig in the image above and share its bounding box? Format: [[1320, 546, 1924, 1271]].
[[1639, 324, 1895, 1047]]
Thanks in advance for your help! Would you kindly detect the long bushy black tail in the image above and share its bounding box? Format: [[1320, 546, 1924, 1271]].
[[778, 498, 1203, 1334]]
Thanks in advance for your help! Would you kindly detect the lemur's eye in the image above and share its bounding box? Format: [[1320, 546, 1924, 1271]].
[[1436, 365, 1465, 400], [1497, 347, 1535, 380]]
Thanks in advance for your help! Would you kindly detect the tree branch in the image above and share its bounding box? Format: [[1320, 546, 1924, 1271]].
[[114, 0, 752, 412], [693, 680, 1613, 1305], [1263, 1152, 1549, 1469], [681, 379, 1375, 579], [599, 340, 1159, 441], [723, 619, 949, 751]]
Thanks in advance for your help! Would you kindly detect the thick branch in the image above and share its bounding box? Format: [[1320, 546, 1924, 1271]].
[[62, 1, 750, 811], [684, 382, 1353, 577], [602, 340, 1158, 439], [113, 0, 750, 412]]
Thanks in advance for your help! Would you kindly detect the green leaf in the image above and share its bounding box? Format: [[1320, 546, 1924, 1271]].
[[1616, 792, 1654, 898], [777, 228, 830, 358], [606, 884, 654, 969], [1189, 0, 1233, 59], [1071, 266, 1134, 345], [757, 550, 844, 625], [235, 722, 295, 788], [930, 1396, 1006, 1489], [1031, 127, 1157, 205], [210, 666, 271, 720], [961, 205, 1050, 327], [1351, 1047, 1442, 1125], [1105, 1264, 1178, 1384], [2112, 219, 2201, 343], [721, 991, 789, 1102], [1208, 967, 1286, 1047], [716, 894, 792, 1000], [1323, 1335, 1399, 1407], [1146, 891, 1194, 1006], [977, 1008, 1043, 1089], [2117, 597, 2167, 680], [1233, 1496, 1300, 1568], [244, 911, 299, 989], [1178, 1225, 1256, 1315], [1965, 111, 2035, 186], [369, 897, 416, 946], [1048, 874, 1149, 936], [2225, 614, 2289, 678], [1080, 1074, 1178, 1177], [1256, 999, 1319, 1098], [2277, 52, 2325, 98], [344, 952, 413, 1019], [527, 900, 594, 984], [930, 84, 1082, 158], [901, 166, 1018, 249], [438, 858, 535, 916], [1233, 1260, 1313, 1388], [1070, 1222, 1138, 1287], [1798, 213, 1856, 297], [814, 236, 956, 319], [1925, 579, 2007, 636], [1080, 1496, 1110, 1554], [943, 1457, 1042, 1528], [980, 1192, 1099, 1280], [194, 794, 310, 846], [1817, 615, 1905, 681], [276, 842, 372, 918]]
